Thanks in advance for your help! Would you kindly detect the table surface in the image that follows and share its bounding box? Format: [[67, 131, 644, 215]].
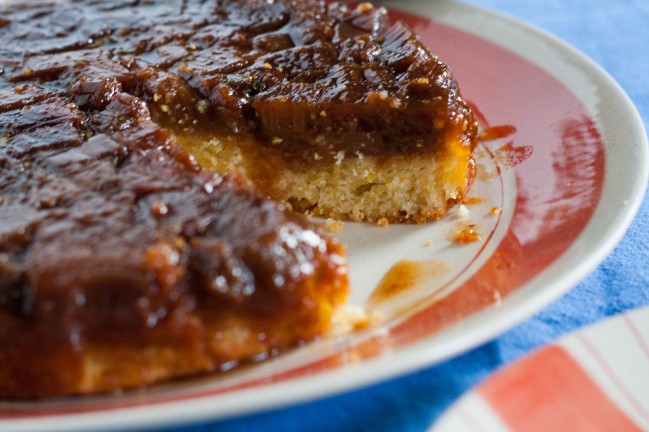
[[168, 1, 649, 431]]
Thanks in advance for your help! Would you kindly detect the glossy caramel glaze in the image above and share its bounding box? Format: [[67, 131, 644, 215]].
[[368, 260, 449, 307], [0, 0, 355, 399], [1, 0, 476, 163]]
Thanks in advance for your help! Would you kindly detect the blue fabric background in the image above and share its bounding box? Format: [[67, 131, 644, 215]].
[[167, 1, 649, 431]]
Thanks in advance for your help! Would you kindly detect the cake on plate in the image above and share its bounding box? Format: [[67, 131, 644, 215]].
[[0, 0, 477, 398]]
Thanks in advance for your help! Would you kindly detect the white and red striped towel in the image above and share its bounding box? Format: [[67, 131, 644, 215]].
[[432, 307, 649, 431]]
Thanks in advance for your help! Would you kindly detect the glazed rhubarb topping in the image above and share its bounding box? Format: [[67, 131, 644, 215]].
[[0, 0, 354, 398], [1, 0, 475, 162]]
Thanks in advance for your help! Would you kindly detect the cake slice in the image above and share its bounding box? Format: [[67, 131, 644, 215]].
[[3, 0, 476, 224], [161, 1, 479, 223], [0, 93, 348, 398], [0, 59, 347, 400]]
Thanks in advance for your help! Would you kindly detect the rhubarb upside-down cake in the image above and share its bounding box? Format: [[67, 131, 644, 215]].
[[0, 0, 477, 398]]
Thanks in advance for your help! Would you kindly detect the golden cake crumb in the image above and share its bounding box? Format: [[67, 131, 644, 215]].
[[325, 218, 344, 233], [454, 226, 481, 244], [489, 207, 502, 216]]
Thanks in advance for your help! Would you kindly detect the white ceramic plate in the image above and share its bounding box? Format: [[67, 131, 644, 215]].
[[1, 1, 646, 431], [431, 306, 649, 431]]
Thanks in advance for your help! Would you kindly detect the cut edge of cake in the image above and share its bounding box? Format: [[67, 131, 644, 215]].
[[172, 120, 476, 224]]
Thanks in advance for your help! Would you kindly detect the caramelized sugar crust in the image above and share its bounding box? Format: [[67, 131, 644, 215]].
[[0, 0, 474, 161], [0, 0, 352, 399], [2, 0, 477, 223]]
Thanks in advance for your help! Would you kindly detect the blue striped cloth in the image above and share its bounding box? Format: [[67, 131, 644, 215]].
[[170, 1, 649, 430]]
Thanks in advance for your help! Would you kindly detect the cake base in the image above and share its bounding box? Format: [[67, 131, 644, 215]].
[[173, 131, 475, 224]]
